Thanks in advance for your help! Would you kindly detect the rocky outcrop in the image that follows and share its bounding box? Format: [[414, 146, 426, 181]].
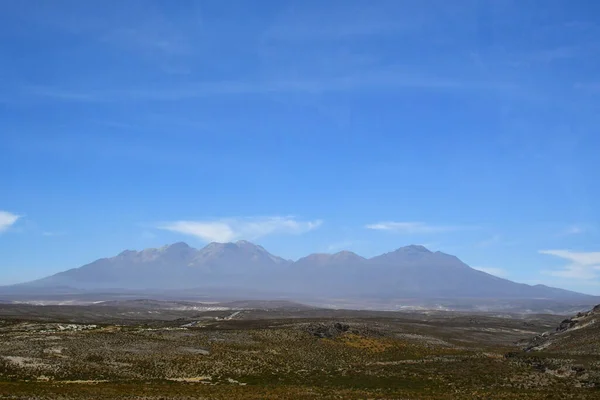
[[305, 322, 350, 338], [303, 322, 385, 339], [524, 305, 600, 352]]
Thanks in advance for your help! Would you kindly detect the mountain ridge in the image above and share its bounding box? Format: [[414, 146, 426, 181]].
[[3, 241, 595, 303]]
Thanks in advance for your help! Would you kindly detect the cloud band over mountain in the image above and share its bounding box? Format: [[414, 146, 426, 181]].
[[158, 216, 322, 242]]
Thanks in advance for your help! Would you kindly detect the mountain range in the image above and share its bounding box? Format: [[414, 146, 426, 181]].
[[3, 241, 594, 305]]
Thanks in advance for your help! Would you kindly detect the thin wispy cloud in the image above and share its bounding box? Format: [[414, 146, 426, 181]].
[[524, 44, 591, 64], [264, 4, 414, 41], [20, 1, 196, 57], [18, 71, 464, 103], [365, 221, 464, 234], [102, 27, 191, 57], [540, 249, 600, 280], [0, 211, 20, 233], [16, 63, 533, 105], [3, 1, 569, 110], [159, 216, 322, 243], [25, 86, 100, 102], [561, 224, 590, 236]]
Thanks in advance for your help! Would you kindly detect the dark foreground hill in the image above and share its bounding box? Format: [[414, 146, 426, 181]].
[[525, 304, 600, 353], [496, 303, 600, 389]]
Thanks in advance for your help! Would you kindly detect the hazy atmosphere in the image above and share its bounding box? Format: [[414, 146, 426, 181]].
[[4, 2, 600, 399], [2, 0, 600, 294]]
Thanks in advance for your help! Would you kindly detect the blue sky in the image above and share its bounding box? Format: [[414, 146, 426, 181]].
[[1, 0, 600, 293]]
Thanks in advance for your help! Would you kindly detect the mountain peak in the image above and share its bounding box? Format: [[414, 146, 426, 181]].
[[20, 242, 594, 304], [396, 244, 432, 253], [332, 250, 366, 261], [202, 242, 235, 252], [190, 240, 289, 267], [167, 242, 192, 250], [296, 251, 366, 265], [235, 240, 263, 249], [159, 242, 195, 257], [118, 249, 137, 257], [369, 244, 435, 263], [333, 250, 356, 256]]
